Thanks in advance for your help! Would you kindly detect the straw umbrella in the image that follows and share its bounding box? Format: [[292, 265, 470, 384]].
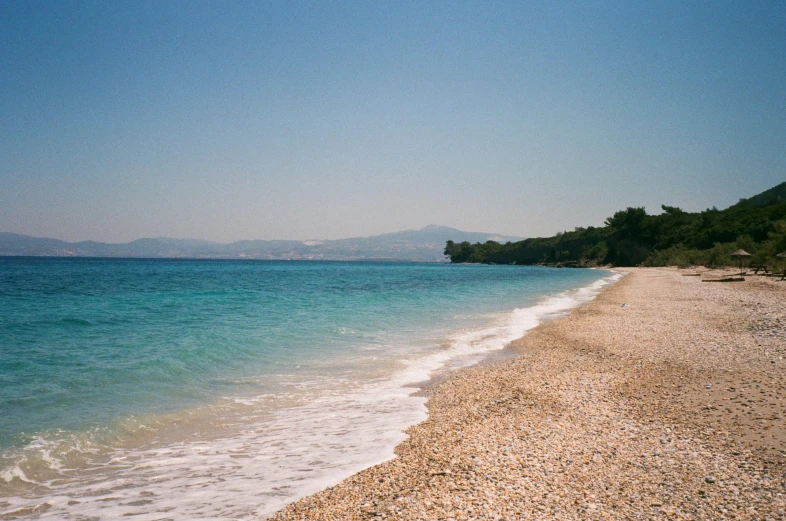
[[730, 249, 751, 270]]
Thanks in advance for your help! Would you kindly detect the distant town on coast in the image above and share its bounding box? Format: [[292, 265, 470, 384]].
[[0, 225, 520, 262]]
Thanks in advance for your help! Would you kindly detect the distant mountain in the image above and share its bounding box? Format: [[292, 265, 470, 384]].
[[0, 226, 522, 261]]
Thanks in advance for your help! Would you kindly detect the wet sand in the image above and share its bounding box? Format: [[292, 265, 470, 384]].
[[270, 268, 786, 520]]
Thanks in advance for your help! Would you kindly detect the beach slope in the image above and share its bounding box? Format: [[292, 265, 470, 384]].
[[271, 268, 785, 520]]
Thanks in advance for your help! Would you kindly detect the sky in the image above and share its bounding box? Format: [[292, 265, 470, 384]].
[[1, 1, 785, 243]]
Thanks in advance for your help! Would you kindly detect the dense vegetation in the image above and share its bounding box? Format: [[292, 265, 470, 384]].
[[445, 182, 786, 268]]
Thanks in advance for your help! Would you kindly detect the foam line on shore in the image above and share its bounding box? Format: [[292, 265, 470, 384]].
[[269, 268, 786, 520], [0, 271, 623, 520]]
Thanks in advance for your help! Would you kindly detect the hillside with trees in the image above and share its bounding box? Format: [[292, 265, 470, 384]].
[[445, 181, 786, 267]]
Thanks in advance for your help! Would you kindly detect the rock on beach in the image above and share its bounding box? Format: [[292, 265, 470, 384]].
[[269, 268, 786, 520]]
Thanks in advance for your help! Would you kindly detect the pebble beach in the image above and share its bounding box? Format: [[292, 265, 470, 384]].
[[270, 268, 786, 520]]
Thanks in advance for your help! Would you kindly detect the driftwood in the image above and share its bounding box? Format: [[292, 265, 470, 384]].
[[702, 277, 745, 282]]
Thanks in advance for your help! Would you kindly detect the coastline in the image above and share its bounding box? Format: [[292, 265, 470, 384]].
[[0, 264, 616, 521], [270, 268, 786, 520]]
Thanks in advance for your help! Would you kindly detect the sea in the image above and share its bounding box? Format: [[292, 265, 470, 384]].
[[0, 258, 620, 520]]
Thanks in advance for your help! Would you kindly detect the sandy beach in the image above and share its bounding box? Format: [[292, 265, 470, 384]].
[[270, 268, 786, 520]]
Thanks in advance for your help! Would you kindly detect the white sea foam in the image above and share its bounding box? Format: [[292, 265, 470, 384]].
[[1, 460, 32, 484], [0, 271, 622, 520]]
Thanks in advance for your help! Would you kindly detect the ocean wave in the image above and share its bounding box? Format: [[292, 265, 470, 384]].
[[0, 268, 621, 520]]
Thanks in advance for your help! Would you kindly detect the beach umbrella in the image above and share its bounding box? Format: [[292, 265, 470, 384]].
[[730, 249, 751, 269]]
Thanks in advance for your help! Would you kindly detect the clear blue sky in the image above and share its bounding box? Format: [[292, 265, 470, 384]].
[[2, 1, 784, 242]]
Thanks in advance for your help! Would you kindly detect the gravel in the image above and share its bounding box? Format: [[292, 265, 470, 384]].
[[269, 268, 786, 520]]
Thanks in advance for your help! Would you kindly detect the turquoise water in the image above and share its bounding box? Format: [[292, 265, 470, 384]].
[[0, 258, 617, 519]]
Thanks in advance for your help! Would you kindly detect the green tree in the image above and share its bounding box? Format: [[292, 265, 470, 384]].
[[605, 207, 648, 241], [444, 240, 475, 263]]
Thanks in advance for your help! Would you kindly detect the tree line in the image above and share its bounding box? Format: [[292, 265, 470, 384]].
[[445, 182, 786, 267]]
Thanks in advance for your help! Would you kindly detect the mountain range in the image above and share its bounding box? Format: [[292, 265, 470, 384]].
[[0, 225, 522, 262]]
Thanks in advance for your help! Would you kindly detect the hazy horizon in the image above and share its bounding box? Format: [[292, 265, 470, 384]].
[[2, 223, 521, 244], [2, 1, 784, 243]]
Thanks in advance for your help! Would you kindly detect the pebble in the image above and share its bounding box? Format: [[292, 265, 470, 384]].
[[270, 268, 786, 521]]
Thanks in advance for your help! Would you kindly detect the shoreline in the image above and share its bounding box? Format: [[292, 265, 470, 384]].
[[270, 268, 786, 520], [0, 265, 616, 521], [410, 270, 623, 401]]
